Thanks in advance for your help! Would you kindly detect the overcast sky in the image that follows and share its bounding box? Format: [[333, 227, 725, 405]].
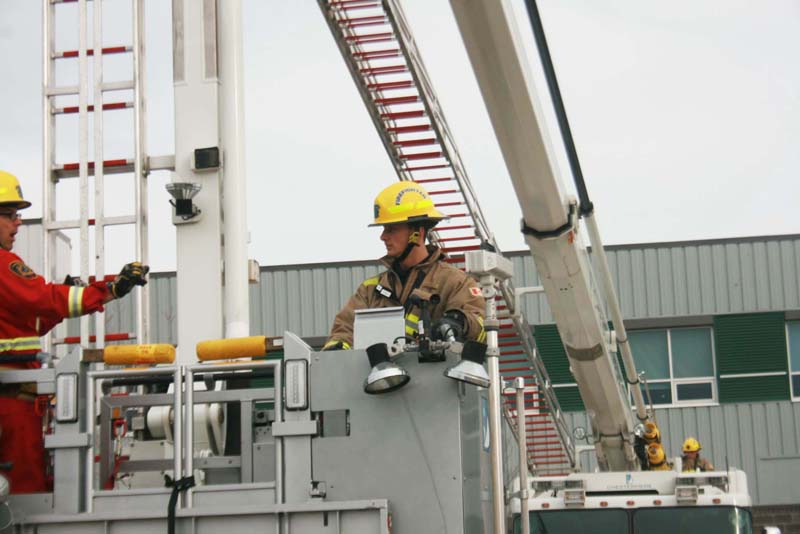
[[1, 1, 798, 274]]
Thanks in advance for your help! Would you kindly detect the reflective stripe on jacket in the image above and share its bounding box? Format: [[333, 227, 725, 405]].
[[0, 249, 110, 355], [326, 246, 485, 348]]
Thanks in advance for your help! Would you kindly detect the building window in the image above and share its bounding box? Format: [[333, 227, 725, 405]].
[[628, 327, 716, 406], [788, 321, 800, 400]]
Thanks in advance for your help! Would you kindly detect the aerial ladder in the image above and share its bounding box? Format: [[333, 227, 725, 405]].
[[318, 0, 576, 477], [444, 2, 755, 532], [41, 0, 169, 352], [442, 0, 652, 472]]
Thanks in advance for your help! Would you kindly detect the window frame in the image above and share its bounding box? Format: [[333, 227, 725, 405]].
[[629, 326, 717, 408], [787, 320, 800, 401]]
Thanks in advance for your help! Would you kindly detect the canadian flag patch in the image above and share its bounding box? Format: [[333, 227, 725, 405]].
[[469, 287, 482, 297]]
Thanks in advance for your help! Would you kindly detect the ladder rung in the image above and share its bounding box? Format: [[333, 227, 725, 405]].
[[46, 80, 134, 97], [428, 188, 457, 195], [500, 366, 533, 373], [369, 80, 414, 91], [381, 109, 424, 120], [533, 452, 567, 461], [376, 95, 419, 106], [501, 350, 525, 355], [58, 158, 132, 171], [440, 211, 468, 218], [441, 244, 479, 254], [362, 65, 408, 76], [433, 201, 464, 208], [339, 15, 387, 27], [46, 215, 137, 230], [54, 332, 135, 345], [529, 434, 559, 440], [53, 101, 132, 115], [400, 151, 442, 161], [413, 176, 452, 183], [402, 163, 450, 172], [393, 138, 437, 148], [55, 45, 132, 59], [436, 235, 476, 243], [345, 32, 394, 43], [102, 80, 135, 92], [386, 123, 431, 133], [532, 459, 569, 466], [435, 224, 473, 232], [356, 50, 402, 61], [329, 0, 380, 9], [532, 447, 567, 453]]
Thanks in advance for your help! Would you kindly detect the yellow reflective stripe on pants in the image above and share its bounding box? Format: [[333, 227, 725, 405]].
[[68, 286, 84, 318], [405, 312, 419, 337], [0, 336, 42, 352]]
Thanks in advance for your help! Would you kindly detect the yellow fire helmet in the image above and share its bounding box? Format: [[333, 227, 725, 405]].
[[0, 170, 32, 210], [647, 443, 666, 465], [682, 437, 701, 453], [643, 421, 661, 443], [369, 181, 447, 227]]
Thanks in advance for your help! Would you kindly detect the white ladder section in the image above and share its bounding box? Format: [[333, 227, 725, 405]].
[[42, 0, 149, 351], [318, 0, 576, 474]]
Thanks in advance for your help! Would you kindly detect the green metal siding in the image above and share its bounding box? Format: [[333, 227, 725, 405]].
[[532, 324, 573, 384], [554, 385, 585, 412], [715, 312, 789, 403], [714, 312, 788, 375], [718, 375, 790, 403], [532, 325, 587, 411]]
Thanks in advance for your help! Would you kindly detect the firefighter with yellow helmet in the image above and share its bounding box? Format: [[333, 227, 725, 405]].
[[0, 170, 149, 493], [681, 437, 714, 472], [324, 181, 486, 350]]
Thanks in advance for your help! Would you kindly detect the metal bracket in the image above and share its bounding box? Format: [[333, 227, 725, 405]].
[[271, 420, 319, 437], [44, 433, 91, 449]]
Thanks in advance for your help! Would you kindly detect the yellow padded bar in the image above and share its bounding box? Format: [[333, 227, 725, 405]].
[[104, 344, 176, 365], [196, 336, 268, 361]]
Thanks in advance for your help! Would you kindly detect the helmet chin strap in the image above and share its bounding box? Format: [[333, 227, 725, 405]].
[[395, 227, 423, 265]]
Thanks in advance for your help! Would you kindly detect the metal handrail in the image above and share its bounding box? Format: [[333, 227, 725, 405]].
[[85, 365, 182, 513]]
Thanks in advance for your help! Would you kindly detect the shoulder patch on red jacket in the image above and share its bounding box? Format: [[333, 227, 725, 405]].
[[469, 286, 482, 297], [9, 260, 36, 280]]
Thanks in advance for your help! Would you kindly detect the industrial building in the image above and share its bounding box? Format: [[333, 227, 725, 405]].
[[21, 222, 799, 526]]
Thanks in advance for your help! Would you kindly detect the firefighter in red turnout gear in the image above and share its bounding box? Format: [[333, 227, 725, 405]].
[[0, 170, 149, 493]]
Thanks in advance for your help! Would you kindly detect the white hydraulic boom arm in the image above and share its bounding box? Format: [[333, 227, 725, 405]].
[[448, 0, 651, 471]]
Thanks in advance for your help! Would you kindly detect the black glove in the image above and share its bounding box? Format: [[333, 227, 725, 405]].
[[431, 310, 466, 342], [109, 262, 149, 299]]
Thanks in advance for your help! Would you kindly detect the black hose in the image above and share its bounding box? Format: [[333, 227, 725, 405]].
[[167, 475, 195, 534], [524, 0, 594, 217]]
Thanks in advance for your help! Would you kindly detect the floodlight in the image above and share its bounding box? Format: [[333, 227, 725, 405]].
[[363, 342, 410, 395], [165, 182, 202, 221], [444, 340, 490, 388]]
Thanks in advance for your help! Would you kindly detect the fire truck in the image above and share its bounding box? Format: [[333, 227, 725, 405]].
[[0, 1, 756, 532]]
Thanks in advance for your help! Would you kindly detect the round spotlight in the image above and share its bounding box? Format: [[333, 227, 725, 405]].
[[444, 340, 490, 388], [364, 361, 411, 394], [363, 343, 411, 395]]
